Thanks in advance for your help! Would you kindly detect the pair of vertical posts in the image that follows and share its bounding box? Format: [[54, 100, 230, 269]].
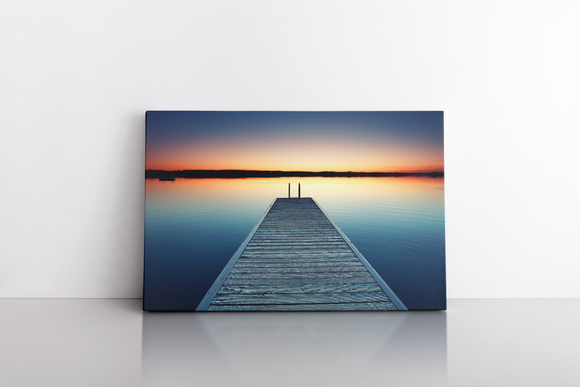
[[288, 183, 301, 198]]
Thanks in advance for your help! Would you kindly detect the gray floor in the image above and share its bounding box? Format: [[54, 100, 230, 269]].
[[0, 299, 578, 387]]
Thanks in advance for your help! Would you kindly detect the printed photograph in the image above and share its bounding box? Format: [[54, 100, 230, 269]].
[[144, 111, 445, 311]]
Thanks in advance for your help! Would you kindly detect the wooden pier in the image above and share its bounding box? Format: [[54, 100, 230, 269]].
[[196, 198, 407, 311]]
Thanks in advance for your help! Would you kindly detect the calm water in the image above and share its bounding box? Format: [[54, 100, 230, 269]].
[[144, 177, 445, 310]]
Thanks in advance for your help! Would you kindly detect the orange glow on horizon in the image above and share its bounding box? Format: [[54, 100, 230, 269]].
[[145, 139, 444, 173]]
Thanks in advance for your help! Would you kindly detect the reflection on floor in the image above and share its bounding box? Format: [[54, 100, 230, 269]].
[[142, 310, 445, 386], [0, 299, 578, 387]]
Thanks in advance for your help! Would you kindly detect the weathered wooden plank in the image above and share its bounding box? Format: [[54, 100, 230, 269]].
[[224, 271, 381, 280], [248, 238, 347, 243], [222, 276, 378, 287], [216, 283, 384, 295], [229, 266, 368, 275], [243, 247, 354, 253], [245, 246, 350, 252], [210, 291, 389, 305], [253, 235, 338, 239], [259, 225, 333, 227], [258, 225, 333, 229], [246, 243, 350, 249], [238, 255, 360, 262], [259, 222, 333, 225], [206, 301, 397, 311], [249, 240, 345, 245], [251, 236, 339, 240], [243, 251, 354, 256], [251, 233, 343, 238], [236, 260, 360, 267], [257, 228, 333, 233], [233, 261, 363, 269], [255, 232, 336, 235], [240, 252, 358, 259], [241, 251, 354, 257], [251, 236, 340, 241]]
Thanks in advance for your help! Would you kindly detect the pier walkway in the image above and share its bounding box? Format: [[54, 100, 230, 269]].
[[197, 198, 406, 311]]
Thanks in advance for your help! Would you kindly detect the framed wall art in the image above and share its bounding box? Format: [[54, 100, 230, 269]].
[[144, 111, 445, 311]]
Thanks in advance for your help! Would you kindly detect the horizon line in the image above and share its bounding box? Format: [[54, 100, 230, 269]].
[[146, 168, 444, 174], [145, 169, 444, 179]]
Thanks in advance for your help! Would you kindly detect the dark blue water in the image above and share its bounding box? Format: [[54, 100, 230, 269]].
[[144, 177, 445, 311]]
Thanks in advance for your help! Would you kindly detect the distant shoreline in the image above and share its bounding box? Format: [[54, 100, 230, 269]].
[[145, 169, 444, 179]]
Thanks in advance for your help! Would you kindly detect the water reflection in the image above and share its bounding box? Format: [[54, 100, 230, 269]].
[[144, 177, 446, 310], [141, 311, 447, 387]]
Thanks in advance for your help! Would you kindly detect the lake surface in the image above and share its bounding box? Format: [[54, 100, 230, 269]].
[[144, 176, 446, 310]]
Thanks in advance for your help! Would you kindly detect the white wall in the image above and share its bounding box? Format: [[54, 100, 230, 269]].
[[1, 1, 578, 298]]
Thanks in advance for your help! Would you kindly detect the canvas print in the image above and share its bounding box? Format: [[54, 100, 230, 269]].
[[144, 111, 445, 311]]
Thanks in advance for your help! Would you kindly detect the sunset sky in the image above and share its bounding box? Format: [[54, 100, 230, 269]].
[[145, 111, 444, 172]]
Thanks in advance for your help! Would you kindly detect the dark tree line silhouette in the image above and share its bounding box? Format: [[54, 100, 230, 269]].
[[146, 169, 444, 179]]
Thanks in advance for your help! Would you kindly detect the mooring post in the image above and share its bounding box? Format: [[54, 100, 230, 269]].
[[299, 183, 301, 198], [288, 183, 290, 198]]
